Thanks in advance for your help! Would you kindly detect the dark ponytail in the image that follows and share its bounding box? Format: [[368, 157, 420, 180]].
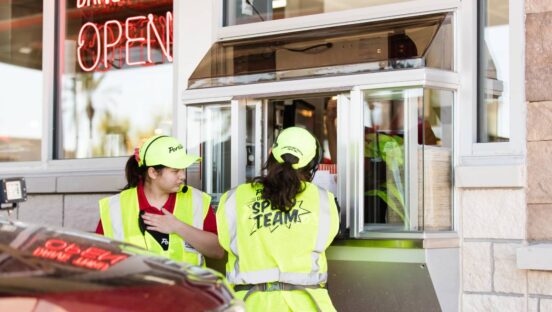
[[123, 155, 166, 190], [253, 154, 313, 212], [123, 155, 147, 190]]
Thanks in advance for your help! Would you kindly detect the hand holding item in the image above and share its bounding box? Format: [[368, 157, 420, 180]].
[[142, 208, 182, 234]]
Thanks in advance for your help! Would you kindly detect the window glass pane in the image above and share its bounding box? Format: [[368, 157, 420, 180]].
[[224, 0, 415, 26], [186, 104, 232, 205], [419, 89, 453, 231], [362, 87, 453, 233], [56, 1, 173, 159], [363, 88, 412, 231], [191, 13, 452, 89], [478, 0, 509, 142], [0, 1, 43, 162]]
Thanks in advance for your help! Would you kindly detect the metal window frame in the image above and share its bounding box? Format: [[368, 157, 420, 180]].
[[231, 99, 247, 186], [181, 68, 459, 240], [0, 2, 129, 179], [350, 84, 458, 239], [183, 69, 459, 103], [183, 101, 233, 199], [461, 0, 525, 162], [0, 1, 179, 181], [214, 0, 525, 165], [215, 0, 461, 40]]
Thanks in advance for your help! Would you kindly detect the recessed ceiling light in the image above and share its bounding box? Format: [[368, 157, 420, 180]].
[[273, 0, 286, 9], [18, 47, 32, 54]]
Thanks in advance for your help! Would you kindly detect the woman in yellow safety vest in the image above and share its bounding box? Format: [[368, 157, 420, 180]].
[[216, 127, 340, 311], [97, 135, 224, 265]]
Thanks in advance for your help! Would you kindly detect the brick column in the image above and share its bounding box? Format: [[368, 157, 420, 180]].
[[525, 0, 552, 310]]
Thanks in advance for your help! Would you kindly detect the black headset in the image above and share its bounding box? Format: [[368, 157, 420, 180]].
[[140, 135, 168, 167]]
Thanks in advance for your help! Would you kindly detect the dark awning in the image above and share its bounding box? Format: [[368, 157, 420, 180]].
[[188, 12, 452, 89]]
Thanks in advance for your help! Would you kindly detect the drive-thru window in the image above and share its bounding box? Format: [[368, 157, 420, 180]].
[[183, 12, 458, 312]]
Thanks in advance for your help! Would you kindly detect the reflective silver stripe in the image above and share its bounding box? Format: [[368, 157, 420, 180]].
[[223, 188, 239, 281], [228, 269, 328, 285], [190, 187, 204, 229], [109, 194, 125, 241], [311, 186, 331, 277], [189, 187, 206, 265]]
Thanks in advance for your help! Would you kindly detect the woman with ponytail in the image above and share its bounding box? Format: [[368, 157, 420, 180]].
[[96, 135, 224, 265], [216, 127, 339, 311]]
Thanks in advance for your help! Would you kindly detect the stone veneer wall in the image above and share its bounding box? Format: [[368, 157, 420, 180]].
[[461, 1, 552, 311], [0, 194, 113, 233], [461, 188, 527, 311], [525, 1, 552, 311]]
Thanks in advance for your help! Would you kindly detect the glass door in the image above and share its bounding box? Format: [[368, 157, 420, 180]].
[[245, 100, 264, 182], [351, 86, 454, 236], [186, 103, 232, 205], [185, 99, 264, 204]]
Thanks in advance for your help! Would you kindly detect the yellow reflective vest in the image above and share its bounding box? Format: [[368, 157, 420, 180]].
[[216, 182, 339, 311], [99, 186, 210, 266]]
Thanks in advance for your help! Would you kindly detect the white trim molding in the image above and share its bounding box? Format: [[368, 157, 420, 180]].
[[217, 0, 461, 40], [469, 0, 526, 156], [455, 164, 525, 188], [517, 244, 552, 271], [182, 69, 459, 103]]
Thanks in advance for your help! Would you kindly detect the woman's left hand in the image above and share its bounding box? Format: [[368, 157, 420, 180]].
[[142, 208, 182, 234]]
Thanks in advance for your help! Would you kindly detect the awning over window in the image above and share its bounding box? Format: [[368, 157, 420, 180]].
[[188, 13, 452, 89]]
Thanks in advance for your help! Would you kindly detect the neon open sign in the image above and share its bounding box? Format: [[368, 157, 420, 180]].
[[32, 239, 129, 271], [76, 0, 173, 72]]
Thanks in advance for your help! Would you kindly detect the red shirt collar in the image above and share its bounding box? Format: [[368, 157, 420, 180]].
[[137, 182, 176, 214]]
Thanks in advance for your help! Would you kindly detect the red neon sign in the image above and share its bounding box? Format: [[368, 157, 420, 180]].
[[32, 239, 129, 271], [76, 1, 173, 72], [77, 0, 122, 9]]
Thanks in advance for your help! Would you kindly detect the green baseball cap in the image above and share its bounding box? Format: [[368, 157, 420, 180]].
[[272, 127, 317, 169], [138, 135, 200, 169]]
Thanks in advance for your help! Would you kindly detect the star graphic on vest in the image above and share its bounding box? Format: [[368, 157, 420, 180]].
[[248, 199, 311, 235]]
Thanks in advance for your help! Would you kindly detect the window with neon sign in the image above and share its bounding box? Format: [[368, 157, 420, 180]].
[[56, 0, 173, 159], [0, 1, 43, 162]]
